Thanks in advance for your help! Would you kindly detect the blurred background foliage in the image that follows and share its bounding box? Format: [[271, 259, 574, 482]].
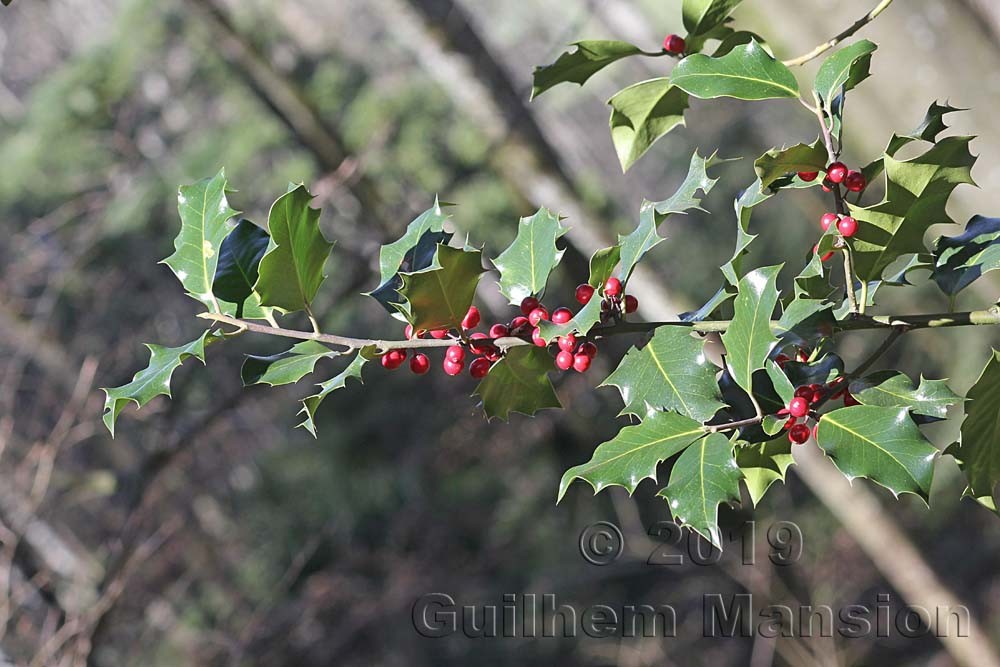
[[1, 0, 1000, 665]]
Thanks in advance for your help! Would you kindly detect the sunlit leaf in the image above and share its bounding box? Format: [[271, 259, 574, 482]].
[[671, 40, 799, 101], [493, 207, 567, 304]]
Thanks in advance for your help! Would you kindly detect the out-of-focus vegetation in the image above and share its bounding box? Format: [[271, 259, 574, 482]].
[[1, 0, 999, 665]]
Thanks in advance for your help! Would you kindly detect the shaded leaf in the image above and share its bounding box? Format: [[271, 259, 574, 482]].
[[671, 40, 799, 101], [658, 432, 742, 548], [558, 411, 706, 501], [163, 170, 239, 311], [473, 346, 561, 420], [681, 285, 734, 322], [602, 325, 726, 423], [721, 179, 772, 285], [493, 207, 567, 304], [254, 185, 334, 313], [950, 350, 1000, 509], [298, 347, 377, 437], [682, 0, 744, 53], [932, 216, 1000, 295], [241, 341, 337, 387], [721, 265, 781, 394], [608, 79, 688, 171], [736, 439, 794, 506], [532, 41, 644, 99], [397, 244, 484, 331], [213, 218, 270, 319], [814, 40, 878, 109], [816, 406, 937, 500], [753, 140, 826, 190], [369, 229, 452, 315], [102, 331, 215, 437]]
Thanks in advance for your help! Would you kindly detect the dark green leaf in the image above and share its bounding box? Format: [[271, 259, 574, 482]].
[[558, 411, 706, 501], [473, 346, 562, 420], [532, 41, 645, 99], [850, 136, 976, 281], [721, 265, 781, 394], [241, 341, 337, 387], [816, 406, 938, 501], [753, 140, 826, 190], [254, 185, 334, 313], [163, 170, 239, 311], [712, 30, 771, 57], [213, 219, 270, 319], [608, 79, 688, 171], [949, 351, 1000, 510], [849, 371, 961, 421], [671, 40, 799, 101], [102, 331, 216, 437], [658, 432, 742, 548], [932, 216, 1000, 295], [298, 347, 377, 437], [369, 229, 452, 315], [602, 326, 726, 423], [397, 244, 485, 331], [680, 285, 734, 322], [493, 207, 567, 304]]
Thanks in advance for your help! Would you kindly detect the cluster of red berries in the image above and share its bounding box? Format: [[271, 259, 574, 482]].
[[799, 162, 866, 262], [773, 350, 860, 444], [663, 34, 685, 55], [378, 277, 641, 378]]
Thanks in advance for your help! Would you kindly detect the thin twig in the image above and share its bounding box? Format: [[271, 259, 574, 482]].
[[783, 0, 896, 67]]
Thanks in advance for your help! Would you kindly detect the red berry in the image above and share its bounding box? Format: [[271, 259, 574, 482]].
[[381, 351, 403, 370], [404, 324, 415, 339], [775, 353, 791, 368], [798, 171, 819, 182], [531, 327, 547, 347], [789, 424, 811, 444], [797, 348, 810, 363], [813, 244, 834, 262], [624, 295, 639, 314], [844, 170, 866, 193], [826, 162, 848, 184], [844, 391, 860, 407], [445, 345, 465, 363], [604, 277, 623, 297], [821, 178, 834, 193], [808, 384, 824, 404], [551, 307, 573, 325], [443, 358, 464, 376], [794, 386, 813, 400], [788, 396, 809, 418], [528, 307, 549, 326], [469, 357, 491, 379], [837, 216, 858, 238], [783, 416, 797, 430], [469, 333, 492, 356], [575, 283, 595, 305], [572, 353, 591, 373], [558, 334, 576, 352], [663, 33, 685, 55], [484, 349, 502, 362], [510, 316, 530, 333], [520, 296, 540, 316], [429, 329, 449, 339], [461, 306, 480, 330], [410, 353, 430, 375], [555, 350, 574, 371], [581, 341, 598, 359], [489, 323, 509, 339], [820, 213, 839, 232]]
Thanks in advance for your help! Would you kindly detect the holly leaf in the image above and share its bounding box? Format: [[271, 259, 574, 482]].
[[241, 341, 338, 387], [298, 347, 377, 437], [781, 353, 844, 388], [948, 350, 1000, 509], [254, 185, 334, 313], [473, 346, 561, 420], [776, 298, 835, 347], [608, 79, 688, 171], [557, 411, 706, 501], [588, 246, 621, 288], [712, 30, 771, 57], [602, 326, 726, 423], [849, 136, 976, 281], [721, 179, 772, 285], [849, 371, 962, 422], [618, 150, 725, 283], [680, 285, 734, 322], [532, 41, 645, 99], [816, 406, 938, 501], [102, 331, 215, 437], [671, 40, 799, 101], [397, 245, 484, 331], [162, 170, 239, 311], [213, 219, 271, 319], [814, 40, 878, 109], [493, 207, 567, 304], [753, 140, 826, 190], [736, 439, 794, 506], [863, 102, 965, 185], [721, 265, 781, 395], [658, 432, 742, 548], [682, 0, 744, 53], [931, 216, 1000, 296], [368, 229, 453, 316], [535, 293, 604, 343]]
